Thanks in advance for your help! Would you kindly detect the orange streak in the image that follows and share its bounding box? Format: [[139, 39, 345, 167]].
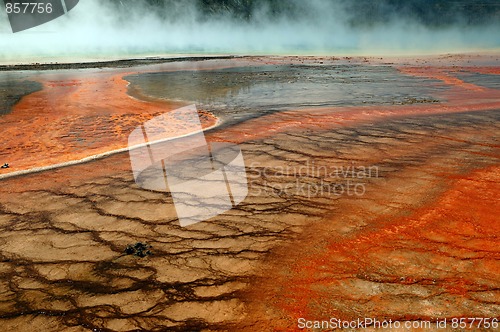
[[0, 71, 216, 174], [208, 66, 500, 143]]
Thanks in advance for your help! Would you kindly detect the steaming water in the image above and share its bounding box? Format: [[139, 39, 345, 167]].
[[0, 0, 499, 64], [126, 64, 446, 126]]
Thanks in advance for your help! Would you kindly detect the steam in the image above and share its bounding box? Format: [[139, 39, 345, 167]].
[[0, 0, 498, 64]]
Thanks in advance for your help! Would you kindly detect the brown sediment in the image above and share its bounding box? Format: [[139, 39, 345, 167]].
[[211, 61, 499, 329], [0, 56, 498, 330], [243, 164, 499, 330], [0, 55, 238, 72], [0, 57, 273, 176], [1, 58, 498, 177], [0, 106, 498, 330]]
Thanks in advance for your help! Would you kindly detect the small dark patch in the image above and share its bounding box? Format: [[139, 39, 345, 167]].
[[0, 56, 236, 72], [124, 242, 153, 258], [0, 80, 42, 115]]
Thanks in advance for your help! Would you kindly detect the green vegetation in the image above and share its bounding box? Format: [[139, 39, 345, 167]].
[[106, 0, 500, 27]]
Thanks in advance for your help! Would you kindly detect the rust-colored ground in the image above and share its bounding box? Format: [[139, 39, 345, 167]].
[[0, 70, 217, 175], [245, 153, 499, 331], [0, 55, 498, 331]]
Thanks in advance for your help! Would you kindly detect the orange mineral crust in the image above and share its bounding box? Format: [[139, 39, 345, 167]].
[[0, 70, 217, 175], [1, 58, 498, 177], [0, 57, 269, 176], [244, 165, 499, 330], [0, 56, 498, 331]]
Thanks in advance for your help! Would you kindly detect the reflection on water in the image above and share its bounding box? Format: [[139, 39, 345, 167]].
[[455, 72, 500, 90], [126, 65, 446, 125], [0, 73, 42, 115]]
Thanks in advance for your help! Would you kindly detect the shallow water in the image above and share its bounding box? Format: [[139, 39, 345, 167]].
[[0, 57, 498, 331], [126, 64, 446, 126], [0, 74, 41, 115], [455, 72, 500, 89]]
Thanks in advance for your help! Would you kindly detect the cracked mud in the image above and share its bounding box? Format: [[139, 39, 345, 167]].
[[0, 55, 498, 331]]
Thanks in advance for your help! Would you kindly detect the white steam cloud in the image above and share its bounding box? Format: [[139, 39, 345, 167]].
[[0, 0, 499, 64]]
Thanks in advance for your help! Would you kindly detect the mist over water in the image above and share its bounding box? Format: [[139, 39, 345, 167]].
[[0, 0, 499, 64]]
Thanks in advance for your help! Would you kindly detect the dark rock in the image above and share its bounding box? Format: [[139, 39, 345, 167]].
[[124, 242, 153, 258]]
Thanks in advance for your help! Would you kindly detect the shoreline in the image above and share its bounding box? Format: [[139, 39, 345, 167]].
[[0, 120, 220, 181], [0, 52, 499, 72], [0, 55, 498, 180], [0, 55, 239, 72], [0, 54, 498, 330]]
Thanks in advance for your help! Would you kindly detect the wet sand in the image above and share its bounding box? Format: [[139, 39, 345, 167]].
[[0, 55, 498, 331]]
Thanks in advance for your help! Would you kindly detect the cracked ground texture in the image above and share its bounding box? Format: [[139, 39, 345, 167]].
[[0, 56, 498, 331]]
